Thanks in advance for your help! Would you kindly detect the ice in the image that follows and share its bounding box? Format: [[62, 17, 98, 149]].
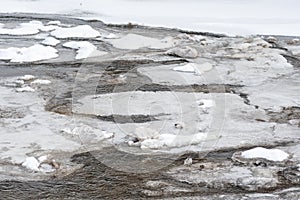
[[108, 33, 174, 50], [166, 46, 198, 58], [63, 41, 107, 59], [0, 44, 58, 63], [0, 0, 300, 36], [241, 147, 290, 162], [22, 157, 40, 172], [16, 86, 35, 92], [41, 37, 61, 46], [51, 25, 100, 38], [173, 63, 195, 73]]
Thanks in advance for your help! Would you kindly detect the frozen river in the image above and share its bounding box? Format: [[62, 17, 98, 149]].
[[0, 0, 300, 36], [0, 13, 300, 199]]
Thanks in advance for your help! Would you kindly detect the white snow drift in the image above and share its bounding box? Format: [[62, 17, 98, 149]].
[[241, 147, 290, 162]]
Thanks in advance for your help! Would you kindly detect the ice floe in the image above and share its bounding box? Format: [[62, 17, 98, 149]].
[[51, 25, 100, 38], [241, 147, 289, 162], [0, 44, 58, 63], [63, 41, 107, 59], [41, 37, 61, 46], [108, 33, 174, 50]]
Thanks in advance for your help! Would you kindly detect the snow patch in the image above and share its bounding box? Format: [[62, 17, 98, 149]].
[[47, 21, 61, 25], [63, 41, 106, 59], [41, 37, 61, 46], [31, 79, 51, 85], [241, 147, 289, 162], [173, 63, 195, 73], [173, 63, 213, 74], [0, 44, 58, 63], [22, 157, 40, 172], [16, 86, 35, 92], [0, 20, 58, 35], [51, 25, 100, 38], [19, 75, 35, 81]]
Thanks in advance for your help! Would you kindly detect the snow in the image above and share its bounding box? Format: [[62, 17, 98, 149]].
[[41, 37, 61, 46], [0, 20, 58, 35], [173, 63, 195, 73], [22, 157, 40, 172], [16, 86, 35, 92], [38, 155, 48, 163], [198, 99, 216, 109], [241, 147, 290, 162], [63, 41, 107, 59], [19, 75, 35, 81], [173, 63, 213, 74], [51, 25, 100, 38], [31, 79, 52, 85], [0, 0, 299, 36], [0, 44, 58, 63]]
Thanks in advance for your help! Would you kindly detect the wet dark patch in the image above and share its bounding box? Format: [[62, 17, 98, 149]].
[[96, 114, 160, 123], [268, 106, 300, 127]]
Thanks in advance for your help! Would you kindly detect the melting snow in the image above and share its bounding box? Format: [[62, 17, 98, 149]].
[[51, 25, 100, 38], [0, 44, 58, 63], [41, 37, 61, 46], [241, 147, 290, 162], [63, 41, 107, 59]]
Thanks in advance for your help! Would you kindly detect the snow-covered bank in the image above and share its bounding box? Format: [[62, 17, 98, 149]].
[[0, 0, 300, 36]]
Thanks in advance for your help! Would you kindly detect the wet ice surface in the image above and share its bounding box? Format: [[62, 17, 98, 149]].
[[0, 14, 300, 199]]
